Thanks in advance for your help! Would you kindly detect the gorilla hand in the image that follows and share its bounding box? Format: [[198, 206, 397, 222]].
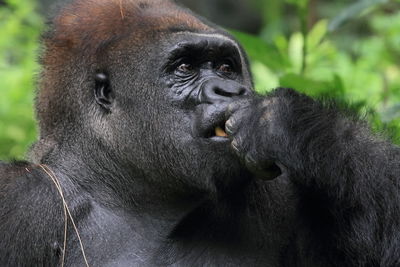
[[225, 88, 318, 181]]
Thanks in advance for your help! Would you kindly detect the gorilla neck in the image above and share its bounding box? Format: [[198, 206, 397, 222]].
[[38, 141, 211, 236], [31, 140, 287, 263]]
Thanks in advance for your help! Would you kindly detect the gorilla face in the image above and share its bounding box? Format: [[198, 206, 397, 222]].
[[161, 33, 254, 188], [161, 33, 252, 138], [101, 31, 254, 194], [162, 33, 252, 136], [36, 0, 255, 196]]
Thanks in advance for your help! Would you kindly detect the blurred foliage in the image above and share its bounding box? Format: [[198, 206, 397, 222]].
[[0, 0, 399, 160], [0, 0, 42, 160], [233, 0, 400, 143]]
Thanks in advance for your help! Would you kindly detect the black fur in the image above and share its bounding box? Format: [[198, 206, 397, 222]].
[[1, 0, 399, 266]]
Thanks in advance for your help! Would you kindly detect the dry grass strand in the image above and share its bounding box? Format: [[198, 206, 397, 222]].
[[38, 164, 90, 267]]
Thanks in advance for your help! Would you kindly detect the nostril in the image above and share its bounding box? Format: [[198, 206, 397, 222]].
[[213, 87, 250, 98], [214, 88, 234, 98], [238, 88, 246, 96]]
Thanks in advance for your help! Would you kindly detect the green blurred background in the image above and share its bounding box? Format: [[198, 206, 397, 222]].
[[0, 0, 399, 160]]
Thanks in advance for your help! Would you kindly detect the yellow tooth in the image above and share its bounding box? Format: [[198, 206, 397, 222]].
[[215, 126, 228, 137]]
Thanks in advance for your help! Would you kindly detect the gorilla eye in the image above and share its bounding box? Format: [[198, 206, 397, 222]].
[[177, 63, 193, 73], [217, 63, 233, 74]]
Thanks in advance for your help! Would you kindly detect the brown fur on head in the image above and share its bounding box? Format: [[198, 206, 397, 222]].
[[44, 0, 209, 57], [36, 0, 210, 144]]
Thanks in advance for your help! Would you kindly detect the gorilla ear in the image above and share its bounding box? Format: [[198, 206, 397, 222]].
[[94, 72, 114, 111]]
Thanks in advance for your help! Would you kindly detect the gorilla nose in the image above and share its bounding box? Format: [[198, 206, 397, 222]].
[[200, 80, 252, 104]]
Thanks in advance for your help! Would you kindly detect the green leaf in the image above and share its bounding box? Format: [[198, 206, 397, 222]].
[[307, 20, 328, 51], [0, 0, 41, 160], [251, 61, 279, 94], [285, 0, 309, 9], [230, 30, 291, 72], [288, 32, 303, 74], [279, 73, 343, 98]]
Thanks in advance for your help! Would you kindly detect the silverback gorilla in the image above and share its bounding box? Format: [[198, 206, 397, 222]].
[[1, 0, 400, 266]]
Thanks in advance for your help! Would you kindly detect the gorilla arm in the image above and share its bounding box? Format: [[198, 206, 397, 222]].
[[226, 88, 400, 266]]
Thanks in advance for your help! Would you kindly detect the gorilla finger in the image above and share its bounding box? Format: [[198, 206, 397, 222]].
[[231, 136, 250, 157], [225, 107, 250, 136], [231, 138, 241, 155], [226, 98, 252, 118], [225, 118, 236, 136]]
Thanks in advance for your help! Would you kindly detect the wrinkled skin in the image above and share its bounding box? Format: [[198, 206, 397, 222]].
[[1, 0, 400, 266]]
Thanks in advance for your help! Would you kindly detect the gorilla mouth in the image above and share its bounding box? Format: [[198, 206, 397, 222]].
[[207, 118, 229, 140], [194, 104, 230, 141]]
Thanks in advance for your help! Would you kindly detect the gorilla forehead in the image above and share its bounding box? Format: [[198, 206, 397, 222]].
[[45, 0, 211, 56], [173, 32, 241, 49], [168, 32, 243, 59]]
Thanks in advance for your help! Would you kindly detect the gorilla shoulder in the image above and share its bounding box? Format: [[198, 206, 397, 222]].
[[0, 161, 69, 265]]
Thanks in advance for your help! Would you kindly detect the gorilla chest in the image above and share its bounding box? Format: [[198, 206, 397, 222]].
[[63, 204, 158, 266], [64, 204, 281, 266]]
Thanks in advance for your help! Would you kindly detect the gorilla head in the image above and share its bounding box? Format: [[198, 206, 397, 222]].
[[33, 0, 254, 201]]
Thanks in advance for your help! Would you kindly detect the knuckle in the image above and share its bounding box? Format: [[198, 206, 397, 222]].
[[259, 110, 273, 124], [231, 139, 241, 154]]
